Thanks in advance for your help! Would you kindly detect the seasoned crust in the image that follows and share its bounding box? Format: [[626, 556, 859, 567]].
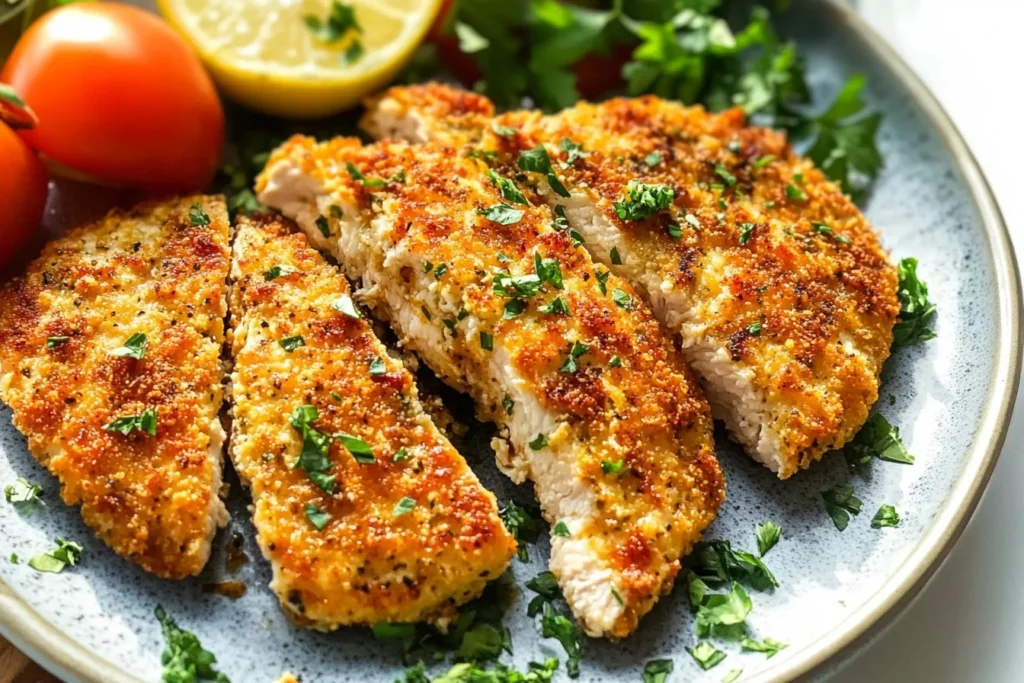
[[258, 137, 724, 637], [228, 214, 515, 628], [0, 195, 231, 578]]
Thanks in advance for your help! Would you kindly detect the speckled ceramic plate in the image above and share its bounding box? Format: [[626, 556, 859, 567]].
[[1, 1, 1020, 682]]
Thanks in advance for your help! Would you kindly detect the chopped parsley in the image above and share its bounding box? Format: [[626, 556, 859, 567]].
[[345, 161, 386, 188], [538, 296, 570, 316], [785, 183, 807, 201], [844, 413, 915, 468], [666, 223, 683, 239], [279, 335, 305, 352], [4, 478, 43, 509], [335, 432, 375, 464], [754, 155, 776, 170], [529, 433, 548, 450], [595, 270, 610, 295], [369, 356, 386, 375], [687, 539, 778, 592], [723, 670, 743, 683], [479, 204, 525, 225], [642, 659, 673, 683], [739, 222, 755, 245], [613, 181, 674, 221], [871, 504, 901, 529], [559, 340, 590, 373], [687, 641, 726, 671], [611, 288, 633, 309], [493, 273, 542, 298], [433, 263, 448, 279], [332, 294, 361, 318], [316, 216, 331, 238], [694, 581, 752, 639], [741, 636, 788, 657], [608, 355, 622, 368], [502, 394, 515, 415], [600, 459, 625, 475], [264, 264, 299, 281], [559, 137, 588, 166], [822, 484, 862, 531], [714, 163, 737, 186], [500, 501, 541, 562], [304, 503, 332, 530], [304, 1, 361, 44], [892, 257, 937, 348], [46, 336, 68, 349], [610, 246, 622, 264], [28, 538, 82, 574], [480, 331, 494, 350], [812, 221, 851, 245], [747, 321, 763, 336], [644, 151, 663, 168], [553, 521, 570, 537], [492, 123, 518, 137], [109, 332, 147, 360], [504, 299, 527, 319], [392, 447, 410, 463], [104, 408, 157, 437], [393, 496, 416, 517], [289, 405, 336, 494], [188, 204, 210, 227], [518, 145, 571, 197], [533, 252, 564, 289], [755, 521, 782, 557], [540, 601, 582, 677], [610, 586, 624, 606], [9, 554, 17, 564], [487, 168, 530, 205], [155, 605, 230, 683]]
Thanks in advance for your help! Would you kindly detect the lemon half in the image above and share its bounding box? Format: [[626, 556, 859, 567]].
[[158, 0, 441, 118]]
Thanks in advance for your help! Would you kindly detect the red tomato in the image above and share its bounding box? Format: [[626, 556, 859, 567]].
[[0, 122, 47, 268], [1, 4, 224, 192], [573, 44, 633, 100]]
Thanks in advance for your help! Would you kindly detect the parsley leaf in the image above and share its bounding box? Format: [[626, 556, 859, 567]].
[[642, 659, 673, 683], [553, 521, 571, 537], [335, 432, 375, 464], [369, 356, 387, 375], [279, 335, 305, 352], [559, 340, 590, 373], [304, 1, 361, 43], [687, 641, 726, 671], [533, 252, 564, 289], [345, 161, 386, 188], [500, 500, 541, 562], [487, 168, 530, 205], [480, 331, 494, 350], [695, 582, 752, 639], [538, 296, 570, 316], [529, 433, 549, 450], [843, 413, 915, 468], [612, 288, 633, 309], [264, 264, 299, 281], [493, 273, 543, 298], [600, 459, 625, 475], [109, 332, 147, 360], [332, 294, 362, 319], [46, 336, 69, 349], [305, 503, 332, 530], [289, 405, 336, 494], [739, 222, 755, 245], [479, 203, 525, 225], [28, 538, 82, 574], [188, 204, 210, 227], [687, 539, 778, 592], [4, 478, 44, 509], [518, 145, 571, 198], [559, 137, 588, 166], [892, 257, 937, 348], [644, 151, 663, 167], [393, 496, 416, 517], [104, 408, 158, 437], [755, 521, 782, 557], [541, 601, 582, 677], [613, 180, 674, 220], [741, 636, 788, 657], [871, 504, 901, 529], [155, 605, 230, 683], [822, 484, 862, 531]]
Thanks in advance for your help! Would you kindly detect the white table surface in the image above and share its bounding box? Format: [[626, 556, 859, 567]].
[[834, 1, 1023, 681]]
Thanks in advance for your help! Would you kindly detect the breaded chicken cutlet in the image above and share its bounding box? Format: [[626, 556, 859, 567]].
[[227, 214, 515, 628], [257, 137, 724, 638], [362, 84, 901, 479], [0, 196, 231, 578]]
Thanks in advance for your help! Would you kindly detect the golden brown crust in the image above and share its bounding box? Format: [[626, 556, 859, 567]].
[[259, 137, 724, 636], [0, 196, 231, 578], [228, 214, 515, 628]]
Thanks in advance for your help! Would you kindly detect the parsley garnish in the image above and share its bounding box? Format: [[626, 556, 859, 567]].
[[529, 433, 548, 450], [305, 503, 332, 530], [345, 161, 386, 188], [687, 641, 726, 671], [480, 331, 494, 350], [434, 263, 448, 279], [812, 221, 851, 245], [487, 168, 530, 205], [502, 394, 515, 415], [694, 581, 752, 639], [264, 264, 299, 281], [392, 447, 409, 463], [533, 252, 564, 289], [608, 355, 622, 368], [741, 636, 788, 657], [611, 289, 633, 309], [46, 336, 68, 349], [500, 501, 541, 562], [28, 538, 82, 574], [504, 299, 527, 319], [492, 123, 518, 137], [104, 408, 157, 436], [610, 586, 624, 606], [723, 670, 743, 683], [892, 257, 937, 348], [559, 340, 589, 373], [559, 137, 588, 166], [642, 659, 673, 683], [613, 181, 674, 221], [109, 332, 147, 360], [316, 216, 330, 238], [754, 155, 776, 170], [747, 321, 763, 336], [755, 521, 782, 557], [538, 296, 570, 315], [155, 605, 230, 683], [188, 204, 210, 227], [332, 294, 361, 319], [595, 270, 609, 295], [714, 164, 737, 186], [369, 356, 386, 375], [553, 521, 570, 537], [518, 145, 570, 197], [335, 432, 375, 464], [785, 183, 807, 201], [393, 496, 416, 517], [739, 222, 755, 245], [289, 405, 336, 494], [304, 1, 361, 44], [843, 413, 914, 468], [871, 504, 901, 529], [4, 478, 43, 509], [644, 151, 663, 168], [600, 459, 625, 475], [687, 539, 778, 592], [279, 335, 305, 352], [822, 484, 862, 531], [610, 246, 622, 264], [540, 601, 582, 677], [479, 204, 525, 225], [493, 273, 542, 298]]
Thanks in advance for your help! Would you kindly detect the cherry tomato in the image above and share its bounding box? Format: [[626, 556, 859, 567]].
[[0, 122, 47, 269], [1, 4, 224, 191]]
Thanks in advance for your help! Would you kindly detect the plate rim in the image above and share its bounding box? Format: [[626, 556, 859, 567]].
[[0, 2, 1020, 681]]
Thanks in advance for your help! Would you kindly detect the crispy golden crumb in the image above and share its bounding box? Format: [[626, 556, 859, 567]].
[[0, 195, 231, 578], [228, 214, 515, 629]]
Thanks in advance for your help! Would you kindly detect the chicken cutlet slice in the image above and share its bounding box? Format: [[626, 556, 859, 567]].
[[362, 84, 901, 479], [227, 214, 515, 629], [0, 196, 230, 578], [256, 137, 724, 638]]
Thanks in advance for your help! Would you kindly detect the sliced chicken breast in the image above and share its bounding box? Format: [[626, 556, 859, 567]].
[[228, 214, 515, 629], [256, 137, 724, 638], [0, 196, 231, 578], [362, 84, 901, 479]]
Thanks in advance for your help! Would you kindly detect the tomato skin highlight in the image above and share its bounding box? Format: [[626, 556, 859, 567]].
[[0, 122, 47, 269], [1, 4, 224, 191]]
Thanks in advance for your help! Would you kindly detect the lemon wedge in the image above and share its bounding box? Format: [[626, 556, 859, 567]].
[[157, 0, 441, 118]]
